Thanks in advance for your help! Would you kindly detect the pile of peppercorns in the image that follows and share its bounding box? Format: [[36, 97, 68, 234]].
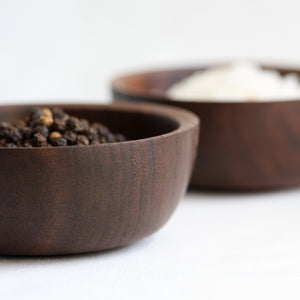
[[0, 107, 126, 148]]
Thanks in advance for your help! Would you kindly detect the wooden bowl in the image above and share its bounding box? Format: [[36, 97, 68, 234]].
[[0, 103, 199, 256], [112, 66, 300, 190]]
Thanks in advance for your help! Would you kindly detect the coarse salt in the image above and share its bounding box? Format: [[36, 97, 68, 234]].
[[166, 62, 300, 102]]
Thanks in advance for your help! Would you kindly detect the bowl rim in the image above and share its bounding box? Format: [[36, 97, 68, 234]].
[[0, 102, 199, 150], [111, 64, 300, 104]]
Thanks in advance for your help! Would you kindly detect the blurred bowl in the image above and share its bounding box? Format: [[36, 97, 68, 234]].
[[0, 103, 199, 255], [112, 65, 300, 190]]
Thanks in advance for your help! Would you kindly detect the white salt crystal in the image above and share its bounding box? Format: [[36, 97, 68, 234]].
[[167, 62, 300, 102]]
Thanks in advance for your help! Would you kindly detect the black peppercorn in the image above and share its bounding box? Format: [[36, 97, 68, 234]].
[[4, 126, 21, 143], [63, 130, 77, 145], [76, 135, 89, 146], [30, 108, 43, 120], [14, 120, 26, 129], [52, 118, 67, 132], [33, 125, 49, 138], [5, 143, 18, 148], [106, 133, 116, 143], [32, 133, 48, 147], [66, 117, 79, 131], [87, 127, 98, 141], [20, 126, 33, 139], [52, 108, 66, 119], [23, 139, 33, 148], [92, 122, 110, 136], [115, 134, 126, 142], [0, 107, 127, 148], [0, 138, 7, 146], [51, 137, 68, 147]]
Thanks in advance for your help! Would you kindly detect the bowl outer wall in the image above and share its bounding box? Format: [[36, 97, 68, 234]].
[[112, 66, 300, 190], [0, 103, 199, 255]]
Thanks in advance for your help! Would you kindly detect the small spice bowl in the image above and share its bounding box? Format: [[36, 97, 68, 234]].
[[0, 103, 199, 256], [112, 66, 300, 190]]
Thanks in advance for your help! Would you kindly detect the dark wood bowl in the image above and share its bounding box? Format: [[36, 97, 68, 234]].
[[112, 65, 300, 190], [0, 103, 199, 256]]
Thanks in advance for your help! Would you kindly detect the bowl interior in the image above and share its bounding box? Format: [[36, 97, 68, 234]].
[[113, 69, 196, 98], [0, 105, 180, 142]]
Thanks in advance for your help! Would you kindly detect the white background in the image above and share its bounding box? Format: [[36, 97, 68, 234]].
[[1, 0, 300, 299], [0, 0, 300, 103]]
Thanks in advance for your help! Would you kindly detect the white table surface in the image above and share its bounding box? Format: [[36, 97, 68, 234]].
[[1, 188, 300, 300]]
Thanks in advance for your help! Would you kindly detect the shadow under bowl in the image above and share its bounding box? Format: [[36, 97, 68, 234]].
[[112, 65, 300, 190], [0, 102, 199, 255]]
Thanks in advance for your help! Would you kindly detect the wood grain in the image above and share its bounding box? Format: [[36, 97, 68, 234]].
[[0, 103, 199, 255], [111, 66, 300, 190]]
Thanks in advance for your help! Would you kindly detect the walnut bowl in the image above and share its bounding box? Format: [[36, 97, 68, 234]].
[[0, 103, 199, 255], [112, 66, 300, 190]]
